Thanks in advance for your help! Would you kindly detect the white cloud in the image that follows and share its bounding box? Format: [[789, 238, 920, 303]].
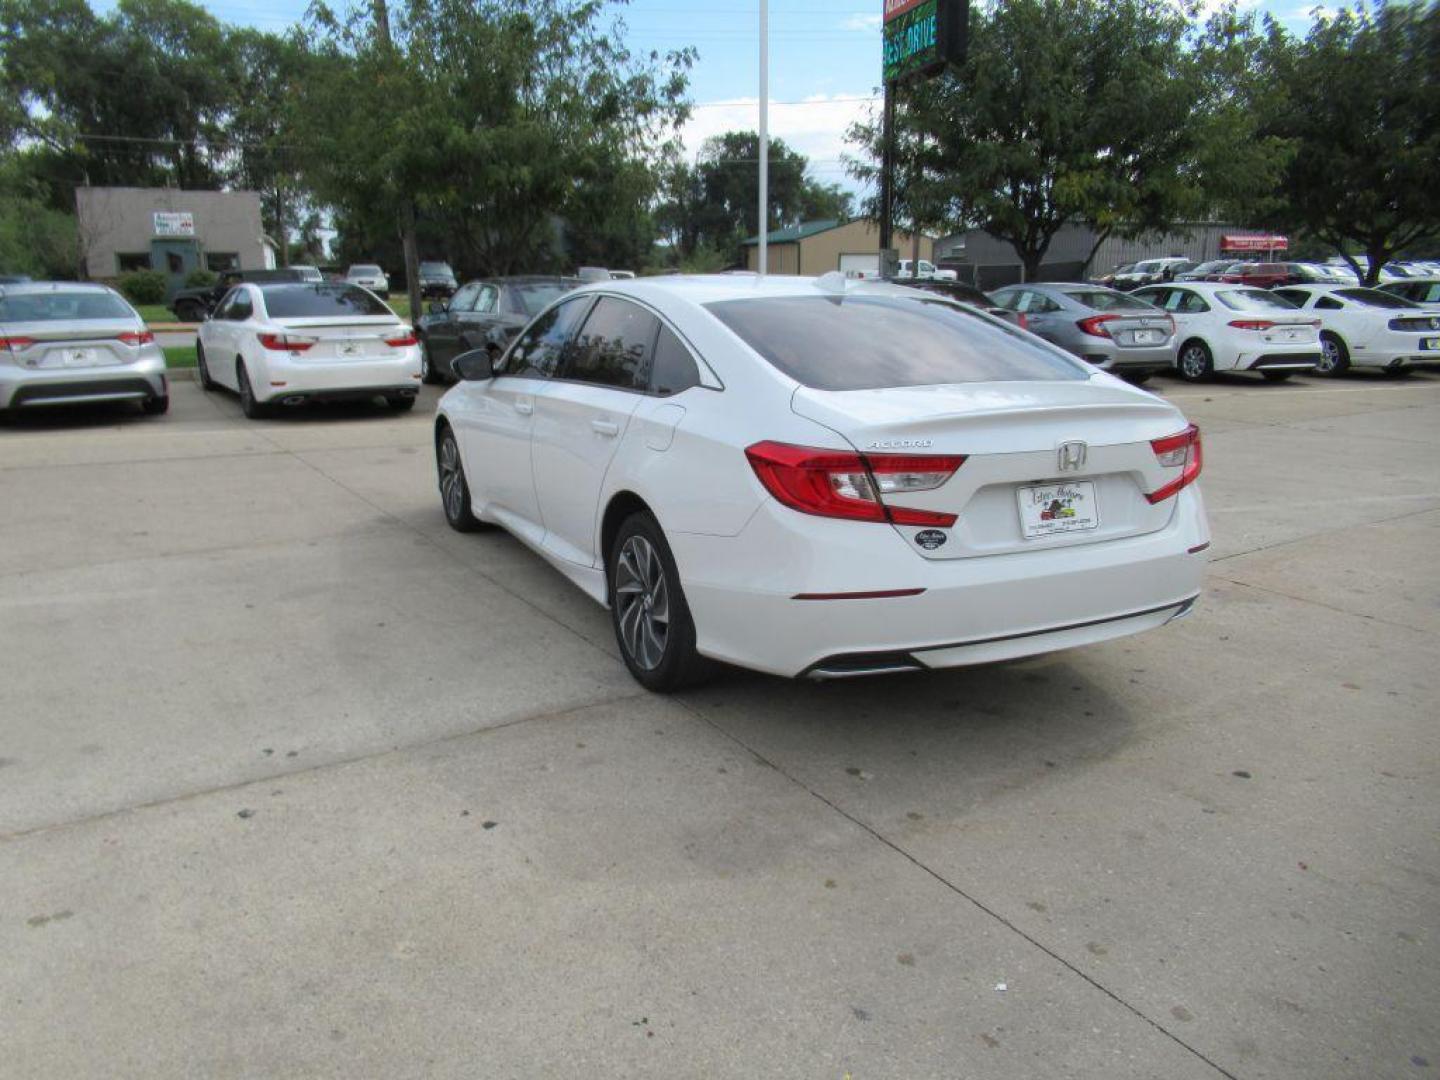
[[679, 94, 880, 189], [840, 12, 883, 32]]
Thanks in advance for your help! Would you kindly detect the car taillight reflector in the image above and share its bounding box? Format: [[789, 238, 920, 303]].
[[1227, 319, 1275, 330], [1076, 314, 1119, 338], [745, 441, 964, 527], [0, 336, 36, 351], [257, 333, 316, 351], [1017, 313, 1029, 331], [1145, 424, 1202, 504], [116, 330, 155, 346], [384, 333, 418, 347]]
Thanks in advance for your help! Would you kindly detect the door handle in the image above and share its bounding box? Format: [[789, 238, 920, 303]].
[[591, 419, 620, 437], [513, 399, 533, 416]]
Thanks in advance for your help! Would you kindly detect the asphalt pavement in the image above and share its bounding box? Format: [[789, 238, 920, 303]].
[[2, 370, 1437, 1079]]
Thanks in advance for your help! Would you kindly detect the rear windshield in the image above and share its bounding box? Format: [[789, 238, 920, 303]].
[[510, 283, 570, 315], [1335, 287, 1415, 309], [260, 284, 393, 318], [1215, 289, 1298, 312], [295, 266, 323, 282], [0, 290, 134, 322], [1062, 290, 1156, 312], [706, 294, 1086, 391]]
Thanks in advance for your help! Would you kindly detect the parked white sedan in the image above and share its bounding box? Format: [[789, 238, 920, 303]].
[[1131, 282, 1320, 382], [434, 275, 1209, 690], [344, 264, 390, 297], [1271, 285, 1440, 375], [196, 282, 421, 418]]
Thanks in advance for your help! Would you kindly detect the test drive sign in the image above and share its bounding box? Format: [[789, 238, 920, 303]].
[[883, 0, 966, 83], [152, 211, 195, 238]]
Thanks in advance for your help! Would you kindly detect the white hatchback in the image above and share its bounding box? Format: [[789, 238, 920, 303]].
[[434, 275, 1209, 690], [1271, 284, 1440, 375], [196, 282, 421, 418], [1131, 282, 1321, 382]]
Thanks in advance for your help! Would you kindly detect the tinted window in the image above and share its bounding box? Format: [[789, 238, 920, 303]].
[[1335, 288, 1416, 309], [1215, 289, 1297, 312], [1272, 290, 1310, 307], [450, 283, 481, 312], [510, 283, 571, 316], [652, 326, 702, 396], [226, 290, 254, 321], [349, 265, 382, 275], [261, 284, 392, 318], [0, 290, 134, 322], [1063, 290, 1156, 312], [707, 295, 1086, 391], [502, 296, 591, 378], [566, 298, 659, 391], [1316, 296, 1344, 310], [419, 262, 452, 274]]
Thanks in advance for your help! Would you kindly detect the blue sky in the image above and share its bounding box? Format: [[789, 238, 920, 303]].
[[94, 0, 1323, 191]]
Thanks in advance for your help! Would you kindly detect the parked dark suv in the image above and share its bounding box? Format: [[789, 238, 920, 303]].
[[418, 261, 458, 298], [167, 266, 322, 322]]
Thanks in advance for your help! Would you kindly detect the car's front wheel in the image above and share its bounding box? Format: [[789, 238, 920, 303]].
[[437, 426, 482, 532], [609, 512, 713, 692]]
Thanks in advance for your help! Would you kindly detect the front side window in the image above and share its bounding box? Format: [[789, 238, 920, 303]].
[[501, 296, 591, 378], [449, 283, 481, 312], [260, 284, 391, 318], [228, 290, 254, 321], [565, 297, 660, 391], [474, 287, 498, 315], [707, 294, 1086, 391]]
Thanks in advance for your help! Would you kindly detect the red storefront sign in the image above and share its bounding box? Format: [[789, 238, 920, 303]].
[[1220, 233, 1289, 253]]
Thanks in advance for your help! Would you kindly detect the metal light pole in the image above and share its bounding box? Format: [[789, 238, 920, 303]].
[[758, 0, 768, 276]]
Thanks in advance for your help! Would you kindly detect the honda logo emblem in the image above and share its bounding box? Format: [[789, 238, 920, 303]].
[[1057, 441, 1087, 472]]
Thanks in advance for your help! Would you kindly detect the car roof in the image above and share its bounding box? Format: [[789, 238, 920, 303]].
[[0, 281, 118, 297], [576, 273, 971, 309], [1138, 281, 1260, 294]]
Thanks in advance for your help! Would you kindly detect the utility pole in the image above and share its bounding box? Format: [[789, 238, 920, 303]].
[[758, 0, 768, 275], [374, 0, 422, 323], [879, 86, 895, 276]]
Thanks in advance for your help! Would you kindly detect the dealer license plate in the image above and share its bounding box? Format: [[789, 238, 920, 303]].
[[1128, 329, 1164, 345], [1017, 480, 1099, 539], [40, 347, 96, 368]]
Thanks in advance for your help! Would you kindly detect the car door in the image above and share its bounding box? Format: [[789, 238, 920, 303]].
[[529, 296, 658, 566], [449, 294, 593, 544], [203, 287, 250, 391], [455, 285, 500, 353], [431, 282, 481, 372]]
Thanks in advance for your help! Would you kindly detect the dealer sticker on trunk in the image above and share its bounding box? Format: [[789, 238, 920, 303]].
[[1017, 480, 1099, 539]]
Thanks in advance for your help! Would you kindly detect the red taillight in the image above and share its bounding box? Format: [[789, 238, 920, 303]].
[[384, 333, 418, 347], [1227, 319, 1275, 331], [257, 333, 315, 352], [116, 330, 155, 346], [745, 441, 965, 527], [1145, 424, 1202, 504], [1076, 314, 1119, 338], [1017, 312, 1029, 331], [0, 336, 36, 351]]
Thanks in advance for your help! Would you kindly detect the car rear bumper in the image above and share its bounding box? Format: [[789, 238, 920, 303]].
[[669, 486, 1209, 678], [254, 350, 422, 402], [1246, 352, 1320, 371], [1074, 342, 1174, 370], [0, 351, 167, 409]]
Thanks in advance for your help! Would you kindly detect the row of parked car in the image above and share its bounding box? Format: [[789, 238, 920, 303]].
[[1098, 256, 1440, 292]]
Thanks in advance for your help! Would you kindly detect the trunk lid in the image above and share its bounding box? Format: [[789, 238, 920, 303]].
[[791, 379, 1191, 559], [272, 317, 409, 361], [1, 319, 145, 369]]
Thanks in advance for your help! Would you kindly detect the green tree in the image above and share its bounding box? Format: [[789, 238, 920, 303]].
[[1258, 2, 1440, 284], [0, 158, 78, 277]]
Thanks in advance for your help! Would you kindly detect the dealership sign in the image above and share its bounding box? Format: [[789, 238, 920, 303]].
[[152, 211, 195, 238], [883, 0, 966, 83], [1220, 233, 1288, 253]]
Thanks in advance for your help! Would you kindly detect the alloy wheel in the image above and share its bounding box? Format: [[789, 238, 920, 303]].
[[614, 535, 670, 671], [438, 434, 465, 521], [1180, 345, 1208, 380], [1317, 338, 1340, 373]]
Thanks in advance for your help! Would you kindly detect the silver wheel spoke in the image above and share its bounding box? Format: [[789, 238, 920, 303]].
[[615, 535, 670, 671]]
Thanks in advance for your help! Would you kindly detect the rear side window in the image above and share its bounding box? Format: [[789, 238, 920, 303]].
[[1215, 289, 1297, 312], [566, 297, 659, 391], [261, 285, 392, 318], [0, 290, 134, 322], [651, 326, 701, 396], [707, 295, 1086, 391], [1063, 290, 1156, 312], [502, 295, 591, 378]]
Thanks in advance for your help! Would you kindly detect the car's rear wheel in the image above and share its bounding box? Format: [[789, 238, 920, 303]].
[[609, 512, 713, 692], [237, 361, 268, 419], [142, 394, 169, 415], [195, 342, 215, 390], [1120, 369, 1152, 385], [1316, 332, 1350, 376], [437, 426, 482, 532], [1262, 370, 1294, 382], [419, 338, 443, 384], [1177, 340, 1214, 382]]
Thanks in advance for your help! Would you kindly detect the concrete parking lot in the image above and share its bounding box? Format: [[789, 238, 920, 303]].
[[2, 370, 1438, 1079]]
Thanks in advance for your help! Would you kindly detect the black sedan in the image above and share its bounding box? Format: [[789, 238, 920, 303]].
[[416, 275, 579, 383]]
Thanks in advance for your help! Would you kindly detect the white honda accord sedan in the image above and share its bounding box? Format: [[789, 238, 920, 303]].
[[197, 282, 421, 417], [434, 275, 1209, 690]]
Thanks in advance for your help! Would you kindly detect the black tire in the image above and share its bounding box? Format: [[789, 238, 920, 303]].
[[195, 342, 215, 390], [142, 394, 169, 415], [237, 360, 269, 419], [1262, 370, 1295, 382], [175, 300, 205, 323], [436, 425, 482, 532], [608, 511, 715, 692], [387, 394, 416, 412], [1176, 339, 1214, 382], [1316, 332, 1350, 376], [419, 337, 443, 384], [1120, 369, 1152, 385]]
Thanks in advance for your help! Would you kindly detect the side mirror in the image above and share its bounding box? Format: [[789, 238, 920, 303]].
[[429, 299, 448, 314], [453, 348, 494, 381]]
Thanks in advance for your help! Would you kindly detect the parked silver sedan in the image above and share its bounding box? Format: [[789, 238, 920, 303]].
[[990, 283, 1176, 382], [0, 282, 168, 416]]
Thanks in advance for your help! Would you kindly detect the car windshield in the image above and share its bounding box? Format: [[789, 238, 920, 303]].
[[706, 294, 1087, 391], [420, 262, 453, 274], [260, 284, 393, 318], [1215, 289, 1299, 312], [1335, 287, 1416, 309], [510, 283, 570, 315], [0, 289, 134, 322], [349, 265, 382, 275], [1062, 290, 1156, 312]]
